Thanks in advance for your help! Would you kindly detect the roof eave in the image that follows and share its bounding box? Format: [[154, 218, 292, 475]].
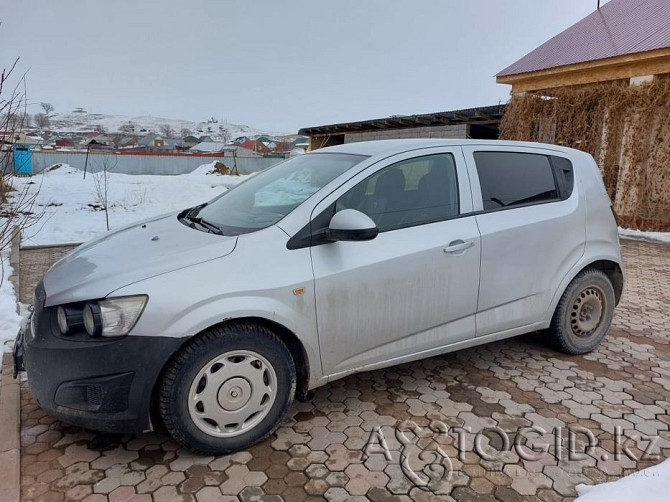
[[496, 47, 670, 91]]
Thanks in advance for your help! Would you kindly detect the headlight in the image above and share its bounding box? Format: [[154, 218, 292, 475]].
[[83, 295, 147, 338], [57, 306, 84, 335]]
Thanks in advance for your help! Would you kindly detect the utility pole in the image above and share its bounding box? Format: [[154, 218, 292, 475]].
[[83, 143, 90, 179]]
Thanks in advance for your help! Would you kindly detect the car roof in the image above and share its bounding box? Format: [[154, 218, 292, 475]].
[[310, 138, 582, 158]]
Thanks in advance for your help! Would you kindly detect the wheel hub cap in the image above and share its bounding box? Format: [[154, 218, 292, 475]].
[[187, 350, 277, 438], [218, 378, 251, 411], [570, 287, 604, 337]]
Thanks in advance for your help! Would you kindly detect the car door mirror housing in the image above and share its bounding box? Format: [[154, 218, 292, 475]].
[[327, 209, 379, 242]]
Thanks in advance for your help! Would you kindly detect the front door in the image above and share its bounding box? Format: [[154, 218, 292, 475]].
[[311, 150, 481, 376]]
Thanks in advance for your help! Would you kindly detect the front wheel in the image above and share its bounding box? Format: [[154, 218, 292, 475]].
[[549, 269, 615, 354], [159, 323, 296, 455]]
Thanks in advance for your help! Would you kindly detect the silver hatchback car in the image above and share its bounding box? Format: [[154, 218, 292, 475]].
[[14, 139, 623, 454]]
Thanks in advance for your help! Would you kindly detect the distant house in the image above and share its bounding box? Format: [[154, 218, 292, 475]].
[[55, 139, 75, 148], [14, 133, 43, 146], [290, 137, 309, 150], [163, 138, 185, 151], [234, 146, 263, 157], [0, 132, 44, 147], [119, 136, 139, 148], [198, 135, 213, 143], [93, 135, 117, 146], [272, 141, 291, 153], [239, 139, 271, 155], [190, 141, 228, 153], [183, 135, 200, 148], [137, 134, 166, 149], [86, 139, 113, 150]]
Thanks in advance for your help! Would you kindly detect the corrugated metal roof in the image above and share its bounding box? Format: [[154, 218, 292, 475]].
[[298, 105, 505, 136], [498, 0, 670, 77]]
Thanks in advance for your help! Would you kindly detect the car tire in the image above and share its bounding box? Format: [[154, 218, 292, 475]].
[[159, 322, 296, 455], [549, 268, 615, 355]]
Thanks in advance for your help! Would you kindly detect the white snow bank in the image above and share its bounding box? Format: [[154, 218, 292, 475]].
[[576, 458, 670, 501], [10, 163, 247, 246], [0, 251, 22, 352], [619, 227, 670, 244]]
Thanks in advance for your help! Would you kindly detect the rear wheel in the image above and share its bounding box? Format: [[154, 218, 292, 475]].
[[159, 323, 295, 455], [549, 269, 615, 354]]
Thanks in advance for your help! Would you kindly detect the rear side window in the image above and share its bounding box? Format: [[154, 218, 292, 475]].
[[550, 155, 574, 200], [473, 152, 560, 211]]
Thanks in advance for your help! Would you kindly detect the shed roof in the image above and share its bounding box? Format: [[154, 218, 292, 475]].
[[498, 0, 670, 77], [298, 104, 505, 136]]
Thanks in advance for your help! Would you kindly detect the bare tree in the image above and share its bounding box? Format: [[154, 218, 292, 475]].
[[33, 112, 50, 128], [159, 124, 174, 138], [1, 57, 45, 286], [220, 128, 231, 144], [40, 102, 54, 116], [180, 128, 192, 138], [92, 155, 117, 231]]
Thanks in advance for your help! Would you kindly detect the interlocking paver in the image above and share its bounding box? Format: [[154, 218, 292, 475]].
[[7, 239, 670, 501]]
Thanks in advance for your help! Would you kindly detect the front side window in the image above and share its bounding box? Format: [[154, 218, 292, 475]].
[[194, 153, 366, 235], [474, 152, 559, 211], [336, 153, 459, 232]]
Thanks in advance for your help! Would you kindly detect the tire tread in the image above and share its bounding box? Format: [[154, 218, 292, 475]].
[[549, 268, 614, 355], [158, 322, 295, 455]]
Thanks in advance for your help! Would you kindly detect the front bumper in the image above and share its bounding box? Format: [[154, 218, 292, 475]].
[[15, 284, 184, 434]]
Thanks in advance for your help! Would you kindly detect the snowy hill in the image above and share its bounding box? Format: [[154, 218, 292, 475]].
[[43, 110, 287, 141]]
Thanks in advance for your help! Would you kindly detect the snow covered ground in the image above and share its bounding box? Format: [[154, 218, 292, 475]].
[[14, 162, 248, 246], [576, 458, 670, 501], [0, 252, 22, 353], [618, 227, 670, 244]]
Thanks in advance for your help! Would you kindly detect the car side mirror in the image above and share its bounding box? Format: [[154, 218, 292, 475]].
[[327, 209, 379, 242]]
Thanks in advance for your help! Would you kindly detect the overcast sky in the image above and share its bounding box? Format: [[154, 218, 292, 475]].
[[1, 0, 610, 133]]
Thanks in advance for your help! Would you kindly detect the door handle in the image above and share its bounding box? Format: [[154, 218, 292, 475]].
[[443, 240, 474, 254]]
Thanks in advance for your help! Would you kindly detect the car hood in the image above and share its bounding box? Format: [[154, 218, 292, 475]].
[[43, 212, 237, 306]]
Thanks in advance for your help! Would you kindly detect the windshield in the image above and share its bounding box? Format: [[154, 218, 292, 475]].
[[191, 153, 367, 235]]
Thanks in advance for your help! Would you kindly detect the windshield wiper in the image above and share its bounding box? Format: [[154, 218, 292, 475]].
[[188, 216, 224, 235], [181, 203, 224, 235], [185, 203, 207, 219]]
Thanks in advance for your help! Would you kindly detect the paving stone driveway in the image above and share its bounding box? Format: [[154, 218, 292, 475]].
[[18, 239, 670, 501]]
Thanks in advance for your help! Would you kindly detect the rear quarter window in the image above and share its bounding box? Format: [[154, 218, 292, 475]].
[[473, 151, 560, 211]]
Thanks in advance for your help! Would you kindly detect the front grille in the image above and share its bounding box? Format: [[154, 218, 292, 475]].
[[86, 385, 103, 407]]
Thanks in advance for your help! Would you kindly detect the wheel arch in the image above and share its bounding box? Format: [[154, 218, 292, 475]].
[[149, 316, 311, 431], [584, 260, 624, 305], [548, 258, 624, 326]]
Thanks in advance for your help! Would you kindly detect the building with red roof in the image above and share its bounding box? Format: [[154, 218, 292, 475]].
[[497, 0, 670, 231], [497, 0, 670, 92]]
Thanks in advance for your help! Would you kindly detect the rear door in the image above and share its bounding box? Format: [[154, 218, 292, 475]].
[[462, 146, 586, 336], [309, 148, 481, 376]]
